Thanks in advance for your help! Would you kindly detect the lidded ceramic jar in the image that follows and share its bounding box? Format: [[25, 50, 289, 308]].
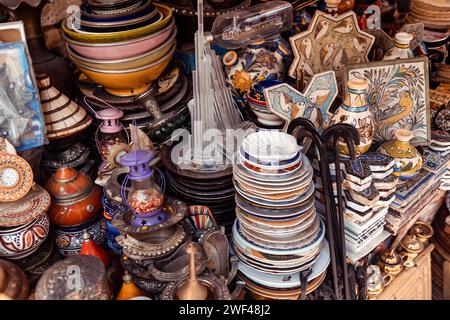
[[383, 32, 414, 61], [329, 79, 375, 155], [408, 221, 434, 245], [45, 167, 102, 226], [377, 129, 423, 180], [377, 250, 403, 276], [399, 234, 424, 268], [223, 39, 289, 95]]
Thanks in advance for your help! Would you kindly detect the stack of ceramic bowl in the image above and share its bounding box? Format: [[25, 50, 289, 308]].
[[0, 150, 51, 262], [63, 0, 176, 97], [245, 80, 284, 128], [45, 167, 106, 257], [232, 131, 329, 299], [406, 0, 450, 31]]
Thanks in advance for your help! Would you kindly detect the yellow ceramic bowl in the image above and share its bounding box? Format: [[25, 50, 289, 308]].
[[62, 3, 173, 43], [76, 44, 175, 97], [66, 28, 176, 70]]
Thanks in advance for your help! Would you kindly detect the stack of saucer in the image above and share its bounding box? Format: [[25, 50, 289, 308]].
[[232, 131, 329, 299]]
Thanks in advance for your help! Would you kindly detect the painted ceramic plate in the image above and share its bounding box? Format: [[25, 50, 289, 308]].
[[241, 131, 302, 162], [238, 155, 302, 177], [0, 184, 50, 227], [237, 239, 330, 289], [0, 153, 34, 202], [239, 146, 301, 167]]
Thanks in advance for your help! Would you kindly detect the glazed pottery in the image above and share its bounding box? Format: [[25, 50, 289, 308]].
[[35, 255, 110, 300], [0, 184, 50, 228], [329, 79, 375, 155], [383, 32, 414, 61], [0, 213, 50, 260], [80, 230, 111, 267], [409, 221, 434, 244], [53, 214, 106, 257], [62, 3, 173, 43], [399, 234, 424, 268], [366, 265, 392, 298], [0, 259, 29, 300], [65, 18, 175, 60], [37, 74, 92, 140], [378, 129, 423, 180], [81, 0, 152, 22], [0, 153, 34, 203], [223, 40, 289, 95], [76, 44, 175, 96], [66, 28, 176, 70], [45, 167, 102, 227], [116, 271, 145, 300], [377, 250, 403, 276], [246, 81, 284, 126]]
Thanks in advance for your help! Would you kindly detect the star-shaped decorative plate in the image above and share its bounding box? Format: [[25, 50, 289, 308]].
[[289, 11, 374, 89]]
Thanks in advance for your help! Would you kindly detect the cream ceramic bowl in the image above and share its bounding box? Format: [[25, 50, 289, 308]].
[[66, 27, 176, 70], [64, 18, 175, 60], [76, 44, 176, 97]]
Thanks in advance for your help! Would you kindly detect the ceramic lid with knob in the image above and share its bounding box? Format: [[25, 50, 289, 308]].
[[409, 221, 434, 241], [400, 234, 424, 253], [394, 128, 414, 142], [45, 167, 92, 201], [394, 32, 413, 46], [96, 108, 124, 134]]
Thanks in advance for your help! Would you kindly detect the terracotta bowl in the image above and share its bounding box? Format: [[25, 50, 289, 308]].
[[76, 44, 175, 96], [65, 18, 175, 60], [0, 213, 50, 260], [66, 28, 176, 70], [62, 3, 173, 43]]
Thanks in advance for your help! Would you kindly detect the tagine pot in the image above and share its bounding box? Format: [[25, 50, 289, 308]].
[[329, 79, 375, 155], [45, 167, 102, 227], [378, 129, 423, 180], [223, 39, 289, 95]]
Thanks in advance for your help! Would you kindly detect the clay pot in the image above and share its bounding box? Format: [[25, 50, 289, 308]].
[[45, 167, 102, 226]]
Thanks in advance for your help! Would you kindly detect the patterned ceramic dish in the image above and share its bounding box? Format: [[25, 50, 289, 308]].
[[81, 0, 152, 22], [76, 44, 175, 96], [246, 94, 284, 126], [65, 18, 175, 60], [53, 214, 106, 257], [62, 3, 173, 43], [66, 29, 176, 70], [0, 213, 50, 260]]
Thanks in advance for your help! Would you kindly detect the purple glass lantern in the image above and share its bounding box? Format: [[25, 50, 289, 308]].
[[119, 150, 168, 227]]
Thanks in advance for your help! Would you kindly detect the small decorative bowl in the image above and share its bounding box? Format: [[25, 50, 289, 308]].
[[65, 18, 175, 60], [76, 44, 175, 96], [246, 94, 283, 126], [53, 214, 106, 257], [62, 3, 173, 43], [0, 213, 50, 260], [66, 28, 176, 70]]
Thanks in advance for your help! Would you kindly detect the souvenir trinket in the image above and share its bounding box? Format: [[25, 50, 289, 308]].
[[382, 32, 414, 61], [289, 10, 374, 88], [46, 167, 102, 226], [377, 250, 403, 276], [0, 212, 50, 260], [0, 153, 33, 202], [366, 265, 392, 299], [80, 230, 111, 267], [378, 129, 423, 180], [408, 221, 434, 244], [37, 74, 92, 140], [399, 234, 424, 268], [0, 259, 29, 300], [346, 57, 430, 146], [245, 80, 284, 126], [406, 0, 450, 31], [35, 255, 111, 300], [119, 150, 167, 227], [187, 205, 217, 241], [328, 79, 375, 155], [116, 271, 145, 300], [264, 71, 338, 132]]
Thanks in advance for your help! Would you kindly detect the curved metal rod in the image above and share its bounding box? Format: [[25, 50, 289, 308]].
[[287, 118, 340, 299]]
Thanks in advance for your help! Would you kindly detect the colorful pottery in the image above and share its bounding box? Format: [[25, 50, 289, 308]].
[[378, 129, 423, 180], [0, 184, 50, 227], [35, 255, 111, 300], [76, 44, 175, 97], [0, 153, 34, 202], [53, 214, 106, 257], [328, 79, 375, 155], [62, 3, 173, 43], [45, 167, 102, 227], [223, 40, 289, 95], [383, 32, 414, 61], [0, 213, 50, 260], [66, 28, 176, 70], [80, 230, 111, 267], [37, 74, 92, 140], [65, 18, 175, 60], [0, 259, 29, 300], [116, 271, 145, 300]]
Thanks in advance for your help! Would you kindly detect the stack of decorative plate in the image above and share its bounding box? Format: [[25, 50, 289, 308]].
[[63, 1, 176, 97], [161, 143, 236, 231], [406, 0, 450, 31], [231, 131, 329, 299]]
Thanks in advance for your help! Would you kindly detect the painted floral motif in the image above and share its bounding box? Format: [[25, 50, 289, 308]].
[[231, 70, 253, 93]]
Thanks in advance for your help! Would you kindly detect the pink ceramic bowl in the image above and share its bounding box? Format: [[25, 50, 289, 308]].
[[65, 18, 175, 60]]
